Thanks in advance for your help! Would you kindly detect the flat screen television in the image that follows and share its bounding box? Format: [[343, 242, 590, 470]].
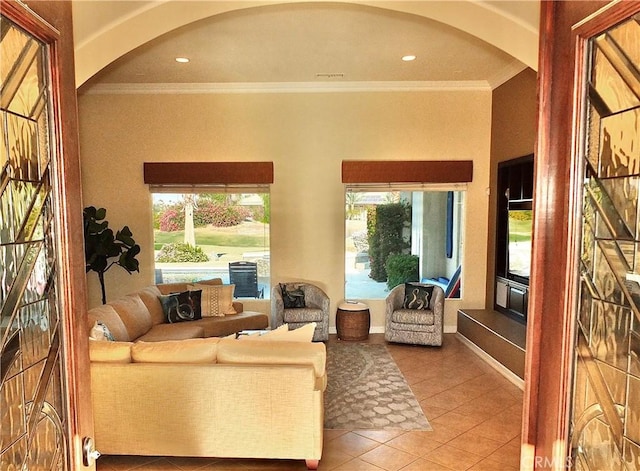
[[507, 207, 532, 282]]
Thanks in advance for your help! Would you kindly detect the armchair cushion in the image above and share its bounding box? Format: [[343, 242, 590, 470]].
[[279, 283, 306, 308], [283, 308, 325, 323], [391, 309, 435, 326], [402, 283, 434, 310]]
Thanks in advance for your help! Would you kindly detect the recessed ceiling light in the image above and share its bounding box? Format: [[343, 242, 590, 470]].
[[402, 55, 417, 62], [175, 57, 190, 63]]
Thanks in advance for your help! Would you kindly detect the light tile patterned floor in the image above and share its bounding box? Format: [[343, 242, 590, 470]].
[[96, 334, 523, 471]]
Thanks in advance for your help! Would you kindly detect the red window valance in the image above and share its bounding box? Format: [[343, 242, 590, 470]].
[[144, 162, 274, 185], [341, 160, 473, 184]]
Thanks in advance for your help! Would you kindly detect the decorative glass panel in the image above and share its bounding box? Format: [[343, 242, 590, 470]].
[[570, 14, 640, 470], [1, 14, 68, 470]]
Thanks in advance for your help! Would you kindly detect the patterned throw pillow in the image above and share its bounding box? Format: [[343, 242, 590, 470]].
[[280, 283, 306, 308], [402, 284, 434, 310], [89, 320, 116, 341], [159, 290, 202, 323], [189, 284, 236, 317]]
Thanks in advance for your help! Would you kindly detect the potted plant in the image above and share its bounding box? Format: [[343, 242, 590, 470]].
[[83, 206, 140, 304]]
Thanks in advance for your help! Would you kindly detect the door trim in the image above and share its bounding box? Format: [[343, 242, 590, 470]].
[[2, 1, 94, 469]]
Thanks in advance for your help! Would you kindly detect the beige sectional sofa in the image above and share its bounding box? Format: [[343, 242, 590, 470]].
[[86, 279, 269, 342], [90, 337, 326, 469]]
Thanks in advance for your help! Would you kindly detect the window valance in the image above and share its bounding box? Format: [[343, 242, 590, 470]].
[[143, 162, 274, 185], [341, 160, 473, 184]]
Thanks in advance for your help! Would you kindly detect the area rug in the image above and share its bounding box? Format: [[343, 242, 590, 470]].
[[324, 343, 432, 431]]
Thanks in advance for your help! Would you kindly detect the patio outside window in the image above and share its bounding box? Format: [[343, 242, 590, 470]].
[[345, 188, 464, 300], [152, 191, 270, 298]]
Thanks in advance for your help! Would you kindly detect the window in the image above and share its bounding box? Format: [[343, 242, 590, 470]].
[[345, 188, 464, 300], [152, 191, 270, 298]]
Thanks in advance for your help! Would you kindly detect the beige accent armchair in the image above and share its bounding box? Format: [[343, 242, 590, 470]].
[[271, 283, 329, 341], [385, 283, 444, 346]]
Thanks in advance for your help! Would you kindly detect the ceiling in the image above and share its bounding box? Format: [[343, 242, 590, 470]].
[[80, 2, 533, 92]]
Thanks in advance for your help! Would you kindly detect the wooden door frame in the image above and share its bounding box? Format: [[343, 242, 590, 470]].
[[523, 1, 639, 469], [2, 1, 93, 469]]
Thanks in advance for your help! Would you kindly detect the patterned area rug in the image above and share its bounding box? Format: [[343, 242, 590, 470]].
[[324, 343, 432, 431]]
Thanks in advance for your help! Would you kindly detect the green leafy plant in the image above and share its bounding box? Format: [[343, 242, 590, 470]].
[[155, 243, 209, 263], [385, 254, 419, 290], [368, 203, 411, 282], [83, 206, 140, 304]]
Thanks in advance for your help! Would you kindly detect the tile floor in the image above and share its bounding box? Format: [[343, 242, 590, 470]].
[[97, 334, 523, 471]]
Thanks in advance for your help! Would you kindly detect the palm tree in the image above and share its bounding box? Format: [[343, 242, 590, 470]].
[[183, 194, 196, 246], [345, 192, 362, 220]]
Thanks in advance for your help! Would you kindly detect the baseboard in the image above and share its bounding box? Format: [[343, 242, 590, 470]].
[[331, 325, 457, 335], [456, 333, 525, 390]]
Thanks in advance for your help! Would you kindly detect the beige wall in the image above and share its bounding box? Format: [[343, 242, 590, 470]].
[[486, 68, 538, 307], [78, 88, 492, 332]]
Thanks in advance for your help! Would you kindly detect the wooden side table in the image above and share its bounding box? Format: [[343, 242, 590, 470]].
[[336, 302, 370, 341]]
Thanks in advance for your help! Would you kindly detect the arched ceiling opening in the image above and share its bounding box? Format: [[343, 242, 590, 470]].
[[73, 0, 539, 88]]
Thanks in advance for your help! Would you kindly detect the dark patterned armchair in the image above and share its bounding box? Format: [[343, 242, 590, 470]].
[[385, 283, 444, 346], [271, 283, 329, 342]]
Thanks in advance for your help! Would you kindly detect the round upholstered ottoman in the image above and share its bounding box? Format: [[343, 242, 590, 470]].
[[336, 302, 370, 341]]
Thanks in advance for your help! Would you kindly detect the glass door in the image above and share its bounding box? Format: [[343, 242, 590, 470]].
[[569, 9, 640, 470], [1, 10, 71, 470]]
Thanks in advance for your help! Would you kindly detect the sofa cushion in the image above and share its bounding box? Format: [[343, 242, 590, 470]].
[[131, 338, 220, 363], [136, 286, 165, 325], [87, 304, 131, 342], [244, 323, 316, 342], [89, 340, 133, 363], [109, 295, 153, 340], [391, 309, 435, 326], [157, 278, 222, 295], [190, 284, 236, 317], [136, 323, 206, 342], [159, 290, 202, 323], [239, 323, 287, 340], [193, 311, 269, 337], [217, 337, 326, 378]]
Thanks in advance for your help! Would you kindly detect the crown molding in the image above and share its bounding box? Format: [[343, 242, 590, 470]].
[[81, 80, 492, 95], [487, 60, 530, 90]]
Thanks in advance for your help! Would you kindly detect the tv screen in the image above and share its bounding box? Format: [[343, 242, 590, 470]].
[[508, 209, 532, 279]]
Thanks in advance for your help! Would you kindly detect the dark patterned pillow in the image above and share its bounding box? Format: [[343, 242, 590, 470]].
[[279, 283, 306, 309], [159, 290, 202, 323], [402, 284, 434, 310]]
